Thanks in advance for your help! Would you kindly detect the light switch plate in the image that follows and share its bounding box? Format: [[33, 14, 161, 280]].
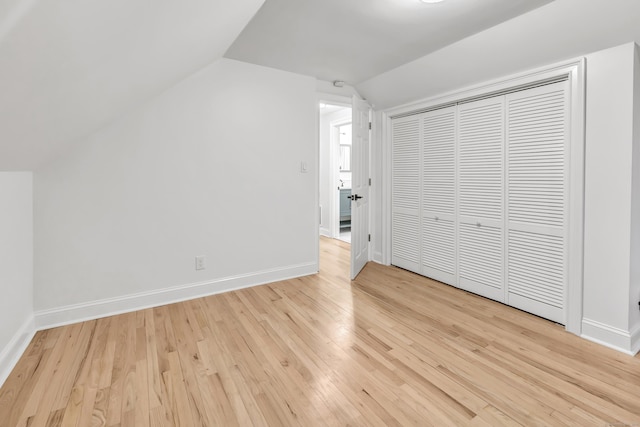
[[195, 255, 205, 270]]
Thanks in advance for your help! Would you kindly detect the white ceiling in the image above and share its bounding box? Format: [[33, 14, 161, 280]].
[[225, 0, 554, 85], [359, 0, 640, 108], [0, 0, 264, 170], [0, 0, 558, 170]]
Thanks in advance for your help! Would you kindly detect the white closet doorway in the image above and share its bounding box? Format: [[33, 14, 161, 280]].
[[389, 63, 585, 331]]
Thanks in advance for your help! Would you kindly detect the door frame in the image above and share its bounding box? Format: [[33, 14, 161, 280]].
[[379, 57, 586, 335]]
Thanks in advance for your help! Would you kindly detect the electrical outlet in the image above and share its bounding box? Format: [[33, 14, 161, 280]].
[[195, 255, 205, 270]]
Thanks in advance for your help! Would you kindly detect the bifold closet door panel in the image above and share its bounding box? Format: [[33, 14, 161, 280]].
[[506, 81, 569, 324], [457, 97, 505, 301], [421, 107, 456, 285], [392, 115, 421, 273]]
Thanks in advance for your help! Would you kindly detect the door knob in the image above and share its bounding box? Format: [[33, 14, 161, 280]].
[[351, 194, 363, 201]]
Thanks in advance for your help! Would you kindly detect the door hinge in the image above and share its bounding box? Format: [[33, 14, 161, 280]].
[[368, 234, 371, 242], [369, 122, 372, 130], [368, 178, 372, 186]]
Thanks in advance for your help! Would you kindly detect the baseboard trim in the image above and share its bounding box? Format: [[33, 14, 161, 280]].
[[35, 262, 318, 331], [372, 250, 384, 265], [0, 316, 36, 389], [630, 324, 640, 355], [581, 318, 637, 355]]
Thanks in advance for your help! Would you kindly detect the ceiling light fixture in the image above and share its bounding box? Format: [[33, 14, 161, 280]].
[[420, 0, 444, 3]]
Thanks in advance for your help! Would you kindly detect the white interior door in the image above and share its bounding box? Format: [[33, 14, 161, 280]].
[[350, 96, 370, 279], [391, 115, 421, 273], [505, 81, 569, 324], [457, 97, 505, 302], [421, 106, 457, 286]]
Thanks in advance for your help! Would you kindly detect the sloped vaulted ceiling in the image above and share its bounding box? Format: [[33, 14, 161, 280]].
[[0, 0, 264, 170], [225, 0, 554, 86]]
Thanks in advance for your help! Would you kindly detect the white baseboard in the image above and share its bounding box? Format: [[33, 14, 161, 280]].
[[631, 324, 640, 355], [320, 227, 331, 237], [0, 316, 36, 389], [581, 318, 638, 355], [35, 262, 318, 331], [371, 250, 384, 265]]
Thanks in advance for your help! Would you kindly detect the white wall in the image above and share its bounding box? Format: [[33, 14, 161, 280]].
[[0, 0, 265, 170], [370, 110, 385, 264], [581, 43, 637, 351], [34, 59, 317, 324], [0, 172, 34, 385], [630, 44, 640, 349], [319, 107, 350, 237], [316, 80, 360, 99]]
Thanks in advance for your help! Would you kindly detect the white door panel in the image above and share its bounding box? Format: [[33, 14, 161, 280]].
[[391, 115, 421, 274], [350, 96, 370, 279], [505, 81, 569, 324], [421, 107, 456, 285], [458, 222, 504, 301], [457, 97, 505, 300], [422, 216, 455, 285]]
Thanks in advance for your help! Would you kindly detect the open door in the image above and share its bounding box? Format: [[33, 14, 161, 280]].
[[350, 95, 371, 279]]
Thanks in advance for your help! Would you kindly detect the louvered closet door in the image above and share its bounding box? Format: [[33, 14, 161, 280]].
[[457, 97, 505, 301], [421, 107, 456, 285], [506, 81, 569, 324], [392, 115, 421, 273]]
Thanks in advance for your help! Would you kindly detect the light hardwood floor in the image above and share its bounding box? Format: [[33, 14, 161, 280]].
[[1, 237, 640, 426]]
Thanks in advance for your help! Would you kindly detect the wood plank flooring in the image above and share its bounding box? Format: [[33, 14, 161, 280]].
[[1, 236, 640, 426]]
